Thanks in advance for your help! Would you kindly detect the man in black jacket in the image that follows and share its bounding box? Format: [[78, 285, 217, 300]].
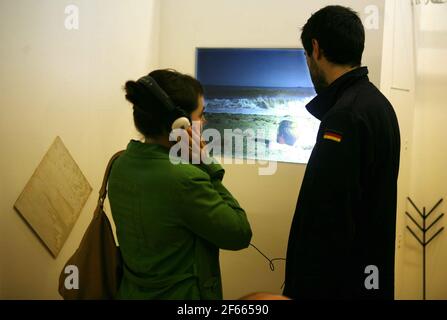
[[284, 6, 400, 300]]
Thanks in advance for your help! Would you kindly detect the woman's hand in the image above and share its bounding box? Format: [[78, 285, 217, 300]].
[[172, 127, 207, 164], [186, 127, 208, 164]]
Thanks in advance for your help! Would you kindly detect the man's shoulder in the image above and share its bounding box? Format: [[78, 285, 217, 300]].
[[334, 79, 394, 117]]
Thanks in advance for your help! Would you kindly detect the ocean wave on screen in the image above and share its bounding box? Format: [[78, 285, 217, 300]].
[[205, 95, 315, 117]]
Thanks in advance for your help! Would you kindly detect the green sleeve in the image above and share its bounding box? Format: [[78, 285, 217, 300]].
[[194, 158, 225, 181], [178, 165, 252, 250]]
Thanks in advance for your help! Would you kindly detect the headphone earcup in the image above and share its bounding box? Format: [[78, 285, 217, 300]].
[[171, 117, 191, 130]]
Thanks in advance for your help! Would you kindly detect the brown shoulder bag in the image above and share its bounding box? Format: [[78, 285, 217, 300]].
[[58, 151, 124, 299]]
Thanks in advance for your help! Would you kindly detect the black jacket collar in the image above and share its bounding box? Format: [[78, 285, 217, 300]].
[[306, 66, 369, 120]]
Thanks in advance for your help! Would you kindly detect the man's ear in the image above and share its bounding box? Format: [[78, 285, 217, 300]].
[[311, 39, 322, 60]]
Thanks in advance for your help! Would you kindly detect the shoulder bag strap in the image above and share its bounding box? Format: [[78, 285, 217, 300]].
[[98, 150, 125, 209]]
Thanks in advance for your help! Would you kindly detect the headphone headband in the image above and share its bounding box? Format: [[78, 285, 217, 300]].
[[137, 75, 177, 113], [136, 75, 191, 130]]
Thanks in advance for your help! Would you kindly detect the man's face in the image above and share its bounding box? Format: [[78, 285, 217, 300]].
[[305, 51, 328, 95]]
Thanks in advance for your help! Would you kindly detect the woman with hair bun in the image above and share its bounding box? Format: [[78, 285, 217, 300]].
[[108, 69, 252, 300]]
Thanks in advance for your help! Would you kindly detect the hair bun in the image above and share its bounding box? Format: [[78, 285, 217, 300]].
[[124, 80, 142, 106]]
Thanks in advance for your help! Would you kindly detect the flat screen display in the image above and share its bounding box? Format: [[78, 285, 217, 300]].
[[196, 48, 320, 164]]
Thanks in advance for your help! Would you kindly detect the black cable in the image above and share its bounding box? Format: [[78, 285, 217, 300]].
[[249, 243, 286, 272], [249, 243, 286, 289]]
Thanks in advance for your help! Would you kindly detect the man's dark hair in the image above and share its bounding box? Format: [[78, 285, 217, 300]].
[[124, 69, 203, 138], [301, 5, 365, 67]]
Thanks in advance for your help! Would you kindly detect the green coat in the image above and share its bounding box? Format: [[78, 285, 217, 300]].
[[108, 140, 252, 299]]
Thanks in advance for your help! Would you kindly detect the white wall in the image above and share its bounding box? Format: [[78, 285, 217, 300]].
[[381, 0, 447, 300], [158, 0, 385, 299], [407, 2, 447, 300], [380, 0, 416, 300], [0, 0, 160, 299]]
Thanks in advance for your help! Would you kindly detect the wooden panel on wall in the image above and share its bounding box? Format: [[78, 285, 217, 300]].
[[14, 136, 92, 257]]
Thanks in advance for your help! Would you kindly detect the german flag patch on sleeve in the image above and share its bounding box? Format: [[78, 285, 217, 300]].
[[323, 130, 343, 143]]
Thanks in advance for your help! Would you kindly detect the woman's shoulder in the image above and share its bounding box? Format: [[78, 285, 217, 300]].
[[169, 161, 208, 177], [168, 161, 224, 183], [112, 142, 224, 184]]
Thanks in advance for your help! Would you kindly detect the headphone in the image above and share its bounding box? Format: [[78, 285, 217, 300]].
[[137, 75, 191, 130]]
